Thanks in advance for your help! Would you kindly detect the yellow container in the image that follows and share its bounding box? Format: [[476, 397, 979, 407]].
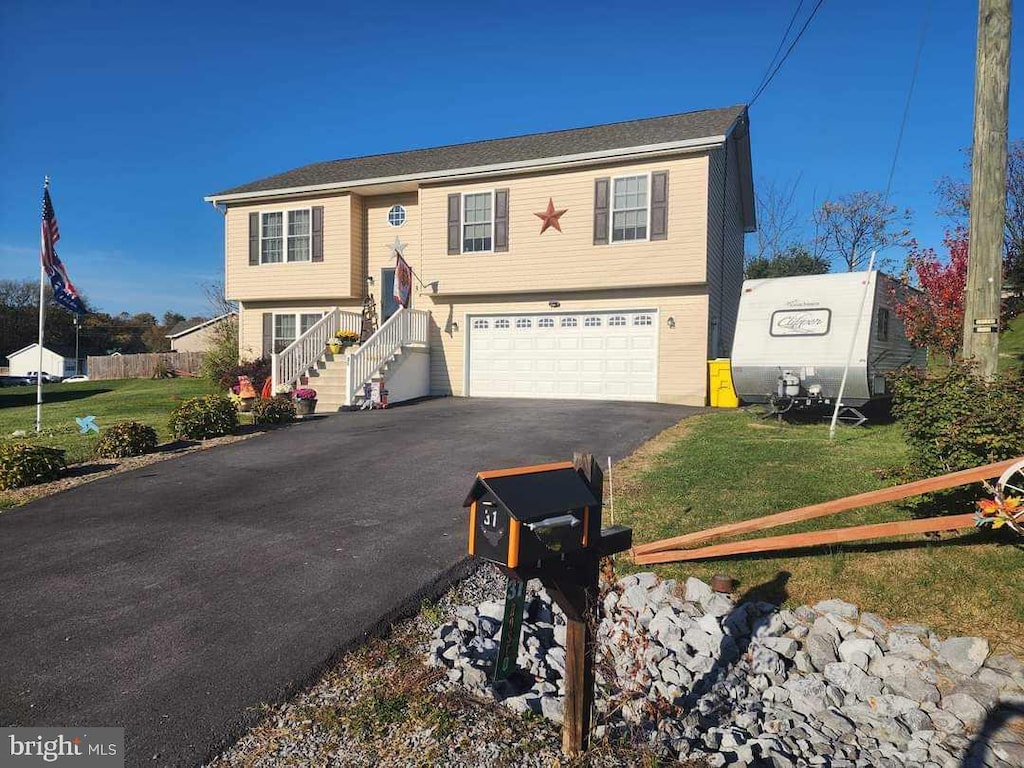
[[708, 359, 739, 408]]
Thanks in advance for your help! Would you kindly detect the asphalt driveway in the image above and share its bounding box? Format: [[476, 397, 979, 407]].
[[0, 397, 696, 766]]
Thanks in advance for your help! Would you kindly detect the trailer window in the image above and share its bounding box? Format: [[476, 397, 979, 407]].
[[876, 308, 890, 341], [769, 309, 832, 337]]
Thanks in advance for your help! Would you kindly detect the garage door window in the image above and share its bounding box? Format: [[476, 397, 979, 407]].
[[495, 318, 510, 329], [609, 315, 626, 326], [473, 319, 489, 329], [538, 317, 554, 328], [633, 314, 653, 326], [584, 316, 602, 327], [516, 318, 532, 329], [561, 317, 578, 328], [462, 192, 493, 252], [611, 175, 649, 242]]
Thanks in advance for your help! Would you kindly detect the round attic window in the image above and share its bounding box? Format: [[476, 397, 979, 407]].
[[387, 204, 406, 227]]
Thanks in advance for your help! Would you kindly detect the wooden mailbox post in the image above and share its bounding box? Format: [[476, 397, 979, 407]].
[[464, 453, 631, 755]]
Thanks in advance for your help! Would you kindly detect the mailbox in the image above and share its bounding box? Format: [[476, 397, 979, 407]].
[[463, 461, 600, 570]]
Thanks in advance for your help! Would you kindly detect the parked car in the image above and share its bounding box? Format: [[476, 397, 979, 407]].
[[26, 371, 64, 383], [0, 375, 34, 387], [62, 374, 90, 383]]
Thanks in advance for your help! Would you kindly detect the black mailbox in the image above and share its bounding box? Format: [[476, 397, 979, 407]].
[[463, 461, 600, 570]]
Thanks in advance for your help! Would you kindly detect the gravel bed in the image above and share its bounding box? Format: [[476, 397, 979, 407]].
[[430, 570, 1024, 767]]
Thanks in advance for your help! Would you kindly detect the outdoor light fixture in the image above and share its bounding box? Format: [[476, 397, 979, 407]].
[[366, 275, 374, 285], [667, 317, 676, 328], [549, 300, 561, 308]]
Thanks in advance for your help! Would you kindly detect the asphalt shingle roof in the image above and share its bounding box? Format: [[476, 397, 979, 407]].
[[210, 105, 745, 198]]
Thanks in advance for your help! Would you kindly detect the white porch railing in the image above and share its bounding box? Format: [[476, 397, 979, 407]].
[[272, 308, 362, 391], [345, 308, 429, 405]]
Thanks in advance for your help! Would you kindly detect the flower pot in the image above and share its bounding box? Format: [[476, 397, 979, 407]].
[[295, 398, 317, 416], [238, 397, 255, 413], [327, 343, 342, 355]]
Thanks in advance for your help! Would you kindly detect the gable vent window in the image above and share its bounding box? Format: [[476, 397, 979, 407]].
[[611, 175, 648, 242], [538, 317, 555, 328], [516, 318, 532, 329], [261, 210, 312, 263], [388, 204, 406, 227], [463, 192, 493, 252], [633, 314, 653, 326], [561, 317, 578, 328], [608, 315, 627, 327], [584, 316, 602, 328], [494, 318, 510, 329], [472, 318, 489, 329]]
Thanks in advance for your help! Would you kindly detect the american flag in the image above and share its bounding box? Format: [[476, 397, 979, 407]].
[[394, 252, 413, 309], [40, 182, 86, 314]]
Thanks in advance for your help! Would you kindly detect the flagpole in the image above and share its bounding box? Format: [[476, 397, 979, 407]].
[[36, 178, 48, 432]]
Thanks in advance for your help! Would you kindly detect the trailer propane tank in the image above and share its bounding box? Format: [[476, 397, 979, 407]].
[[777, 371, 801, 398]]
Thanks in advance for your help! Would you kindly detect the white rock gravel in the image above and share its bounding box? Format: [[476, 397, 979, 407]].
[[428, 570, 1024, 767]]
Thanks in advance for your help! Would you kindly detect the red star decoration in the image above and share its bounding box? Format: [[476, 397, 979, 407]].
[[534, 198, 568, 234]]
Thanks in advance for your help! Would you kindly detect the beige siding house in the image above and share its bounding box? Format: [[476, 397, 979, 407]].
[[167, 313, 237, 353], [206, 106, 755, 409]]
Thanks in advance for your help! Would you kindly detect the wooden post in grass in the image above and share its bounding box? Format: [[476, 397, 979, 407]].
[[560, 452, 603, 755]]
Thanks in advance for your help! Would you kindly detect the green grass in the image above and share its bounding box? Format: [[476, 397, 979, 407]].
[[615, 411, 1024, 654], [0, 377, 218, 466], [1000, 312, 1024, 371]]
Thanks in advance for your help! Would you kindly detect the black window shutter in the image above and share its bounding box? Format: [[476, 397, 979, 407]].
[[650, 171, 669, 241], [593, 178, 610, 245], [249, 212, 260, 265], [262, 313, 273, 357], [311, 206, 324, 262], [447, 194, 461, 254], [494, 189, 509, 252]]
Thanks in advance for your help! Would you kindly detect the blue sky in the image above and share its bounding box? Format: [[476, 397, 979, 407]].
[[1, 0, 1020, 316]]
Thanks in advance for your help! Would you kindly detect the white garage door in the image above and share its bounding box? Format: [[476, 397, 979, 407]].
[[467, 310, 658, 401]]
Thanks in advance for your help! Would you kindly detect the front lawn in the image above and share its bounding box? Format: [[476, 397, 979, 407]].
[[615, 411, 1024, 654], [0, 377, 218, 466], [1000, 312, 1024, 371]]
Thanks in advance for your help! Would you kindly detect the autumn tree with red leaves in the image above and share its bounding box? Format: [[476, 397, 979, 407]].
[[892, 229, 969, 363]]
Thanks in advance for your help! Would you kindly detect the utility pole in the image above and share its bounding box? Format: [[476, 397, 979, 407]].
[[962, 0, 1012, 379]]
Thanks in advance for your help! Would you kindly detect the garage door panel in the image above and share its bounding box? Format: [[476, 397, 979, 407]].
[[468, 310, 658, 402]]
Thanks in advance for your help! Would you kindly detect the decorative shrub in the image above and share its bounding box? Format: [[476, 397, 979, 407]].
[[890, 362, 1024, 478], [169, 395, 238, 440], [252, 396, 296, 425], [0, 445, 67, 490], [95, 421, 158, 458], [293, 387, 317, 401], [152, 359, 176, 379]]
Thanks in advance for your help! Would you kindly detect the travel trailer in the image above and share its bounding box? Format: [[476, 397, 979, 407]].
[[730, 271, 926, 416]]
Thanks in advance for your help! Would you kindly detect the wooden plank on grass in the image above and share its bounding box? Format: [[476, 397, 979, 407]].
[[632, 513, 979, 564], [631, 457, 1021, 556]]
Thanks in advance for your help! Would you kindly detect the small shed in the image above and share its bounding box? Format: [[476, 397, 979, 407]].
[[6, 344, 75, 378]]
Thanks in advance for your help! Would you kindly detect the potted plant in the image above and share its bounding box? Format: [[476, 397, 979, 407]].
[[275, 384, 293, 398], [327, 338, 342, 355], [335, 329, 360, 348], [293, 387, 317, 416]]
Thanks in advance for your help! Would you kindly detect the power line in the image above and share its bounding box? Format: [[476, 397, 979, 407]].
[[882, 0, 932, 202], [750, 0, 827, 107], [751, 0, 806, 102]]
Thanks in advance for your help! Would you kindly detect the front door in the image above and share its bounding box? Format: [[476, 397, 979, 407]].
[[380, 268, 406, 322]]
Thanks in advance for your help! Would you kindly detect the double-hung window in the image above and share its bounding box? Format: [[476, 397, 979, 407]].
[[462, 192, 493, 252], [261, 210, 311, 263], [611, 175, 649, 242], [273, 312, 322, 353]]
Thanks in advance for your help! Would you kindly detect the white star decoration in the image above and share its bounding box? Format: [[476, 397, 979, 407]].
[[386, 235, 407, 258]]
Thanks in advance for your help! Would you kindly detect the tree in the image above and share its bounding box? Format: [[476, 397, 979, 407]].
[[163, 311, 186, 328], [745, 245, 830, 279], [813, 191, 912, 271], [752, 176, 803, 261], [937, 139, 1024, 298], [891, 229, 969, 362]]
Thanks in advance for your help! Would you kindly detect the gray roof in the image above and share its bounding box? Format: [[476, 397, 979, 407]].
[[210, 105, 746, 198]]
